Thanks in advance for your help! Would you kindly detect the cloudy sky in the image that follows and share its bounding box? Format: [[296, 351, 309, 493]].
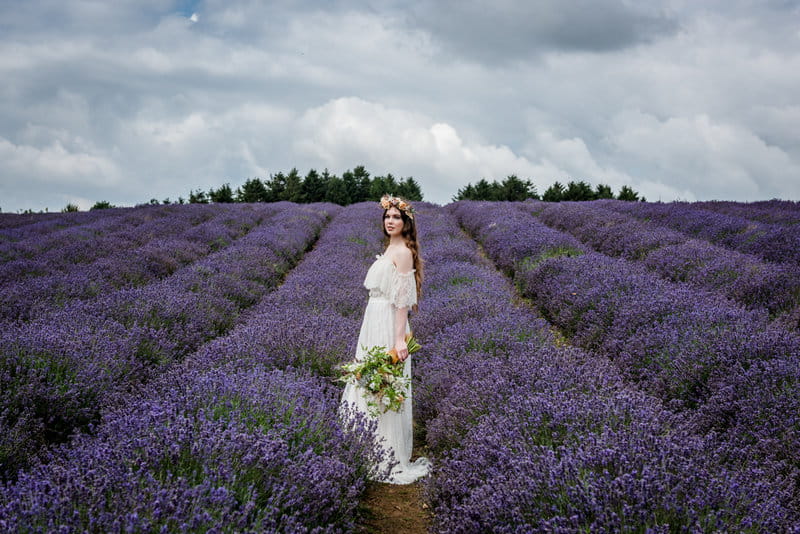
[[1, 0, 799, 212]]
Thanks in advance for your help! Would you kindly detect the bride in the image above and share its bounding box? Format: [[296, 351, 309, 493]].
[[339, 195, 431, 484]]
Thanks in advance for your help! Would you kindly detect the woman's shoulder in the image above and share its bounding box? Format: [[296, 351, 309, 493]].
[[386, 245, 413, 271]]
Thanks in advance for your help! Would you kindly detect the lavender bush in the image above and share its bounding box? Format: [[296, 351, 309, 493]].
[[522, 200, 800, 322], [0, 203, 335, 479], [2, 201, 797, 531], [1, 204, 192, 282], [1, 202, 391, 531], [420, 204, 789, 531], [0, 204, 275, 322], [452, 200, 800, 521], [599, 198, 800, 265], [694, 199, 800, 226], [0, 366, 380, 533]]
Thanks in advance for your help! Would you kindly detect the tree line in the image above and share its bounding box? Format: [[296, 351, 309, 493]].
[[187, 166, 423, 206], [25, 166, 645, 213], [453, 175, 644, 202]]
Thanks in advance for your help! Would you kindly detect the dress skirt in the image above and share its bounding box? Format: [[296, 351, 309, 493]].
[[339, 296, 430, 484]]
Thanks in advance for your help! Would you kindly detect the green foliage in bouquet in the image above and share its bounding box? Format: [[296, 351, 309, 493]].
[[338, 334, 421, 417]]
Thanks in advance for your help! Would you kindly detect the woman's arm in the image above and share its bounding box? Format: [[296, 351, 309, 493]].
[[392, 247, 414, 361], [394, 304, 409, 361]]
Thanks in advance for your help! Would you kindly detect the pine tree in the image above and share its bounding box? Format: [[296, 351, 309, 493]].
[[563, 180, 594, 201], [209, 183, 234, 203], [398, 176, 423, 201], [595, 183, 614, 199], [283, 168, 303, 202], [301, 169, 327, 203], [236, 178, 269, 203], [542, 181, 565, 202], [501, 175, 538, 201], [617, 185, 641, 201]]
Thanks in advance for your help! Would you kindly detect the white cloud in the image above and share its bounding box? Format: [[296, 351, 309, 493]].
[[608, 110, 800, 200], [1, 0, 799, 211], [295, 97, 548, 203], [0, 137, 122, 186]]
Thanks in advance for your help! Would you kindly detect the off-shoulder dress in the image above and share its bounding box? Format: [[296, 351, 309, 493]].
[[339, 254, 431, 484]]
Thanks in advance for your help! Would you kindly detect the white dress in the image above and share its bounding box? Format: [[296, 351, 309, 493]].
[[339, 254, 431, 484]]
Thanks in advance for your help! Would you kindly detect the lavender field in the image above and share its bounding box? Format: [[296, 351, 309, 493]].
[[1, 199, 799, 532]]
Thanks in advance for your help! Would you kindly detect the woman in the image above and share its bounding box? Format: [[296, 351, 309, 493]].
[[339, 195, 430, 484]]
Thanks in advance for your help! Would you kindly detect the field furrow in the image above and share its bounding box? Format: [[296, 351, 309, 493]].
[[694, 199, 800, 226], [520, 200, 800, 327], [0, 205, 191, 269], [416, 204, 788, 531], [0, 202, 336, 478], [1, 201, 798, 532], [0, 203, 280, 322], [451, 200, 800, 522], [1, 203, 381, 531], [598, 198, 800, 265]]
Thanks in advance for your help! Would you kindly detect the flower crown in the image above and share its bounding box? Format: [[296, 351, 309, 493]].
[[380, 194, 415, 220]]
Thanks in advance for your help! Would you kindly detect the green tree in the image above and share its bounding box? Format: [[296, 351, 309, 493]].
[[350, 165, 372, 202], [595, 183, 614, 199], [237, 178, 269, 203], [188, 189, 209, 203], [476, 178, 503, 201], [563, 180, 595, 201], [209, 183, 234, 203], [340, 169, 359, 204], [371, 173, 401, 200], [61, 203, 79, 213], [617, 185, 641, 201], [397, 176, 423, 201], [326, 175, 350, 205], [453, 183, 476, 201], [542, 181, 565, 202], [501, 175, 538, 201], [301, 169, 327, 203], [91, 200, 115, 210], [264, 171, 287, 202], [282, 168, 304, 202]]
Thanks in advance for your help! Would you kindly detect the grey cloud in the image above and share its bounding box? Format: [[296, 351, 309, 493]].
[[403, 0, 680, 63], [1, 0, 799, 212]]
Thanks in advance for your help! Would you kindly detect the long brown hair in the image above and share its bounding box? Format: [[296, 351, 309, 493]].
[[382, 208, 423, 307]]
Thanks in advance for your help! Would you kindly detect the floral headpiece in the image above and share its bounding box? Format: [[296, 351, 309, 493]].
[[380, 194, 415, 220]]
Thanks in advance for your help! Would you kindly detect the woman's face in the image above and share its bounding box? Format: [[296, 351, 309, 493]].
[[384, 207, 404, 238]]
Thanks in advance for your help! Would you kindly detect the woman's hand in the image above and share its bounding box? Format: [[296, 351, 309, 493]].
[[394, 340, 409, 362]]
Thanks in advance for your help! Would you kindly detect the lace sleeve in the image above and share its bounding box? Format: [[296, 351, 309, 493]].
[[390, 270, 417, 309]]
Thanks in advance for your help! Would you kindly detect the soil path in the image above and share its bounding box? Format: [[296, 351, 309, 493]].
[[357, 480, 431, 533]]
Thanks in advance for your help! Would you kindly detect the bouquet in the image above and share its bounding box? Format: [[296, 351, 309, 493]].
[[338, 333, 421, 416]]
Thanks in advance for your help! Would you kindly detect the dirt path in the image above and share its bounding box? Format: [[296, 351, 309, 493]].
[[357, 480, 431, 533], [357, 433, 432, 533]]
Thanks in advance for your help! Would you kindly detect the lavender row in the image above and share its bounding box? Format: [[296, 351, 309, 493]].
[[0, 203, 386, 531], [0, 207, 127, 237], [522, 200, 800, 324], [694, 199, 800, 226], [598, 198, 800, 265], [417, 204, 790, 531], [0, 365, 379, 532], [452, 201, 800, 515], [0, 204, 173, 266], [0, 203, 335, 479], [3, 202, 785, 531], [0, 204, 221, 284], [0, 204, 278, 322]]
